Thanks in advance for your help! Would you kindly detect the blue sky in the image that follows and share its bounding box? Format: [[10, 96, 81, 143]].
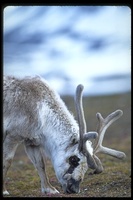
[[3, 6, 131, 95]]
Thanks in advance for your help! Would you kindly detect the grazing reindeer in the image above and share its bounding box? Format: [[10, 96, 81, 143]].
[[3, 75, 126, 195]]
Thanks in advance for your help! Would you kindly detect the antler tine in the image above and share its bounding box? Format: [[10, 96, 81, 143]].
[[75, 84, 87, 152], [94, 110, 126, 159], [75, 84, 98, 155]]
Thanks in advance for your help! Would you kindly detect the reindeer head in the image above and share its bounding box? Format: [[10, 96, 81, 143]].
[[54, 84, 126, 194]]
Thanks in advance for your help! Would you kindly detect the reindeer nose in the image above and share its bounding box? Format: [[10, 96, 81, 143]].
[[66, 178, 80, 193]]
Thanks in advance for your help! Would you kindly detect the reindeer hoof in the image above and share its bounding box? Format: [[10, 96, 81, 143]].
[[3, 190, 10, 195], [42, 187, 59, 194]]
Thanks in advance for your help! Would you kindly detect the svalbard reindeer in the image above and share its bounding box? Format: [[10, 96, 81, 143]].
[[3, 75, 126, 195]]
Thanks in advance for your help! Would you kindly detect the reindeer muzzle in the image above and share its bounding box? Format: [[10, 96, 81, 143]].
[[66, 178, 80, 194]]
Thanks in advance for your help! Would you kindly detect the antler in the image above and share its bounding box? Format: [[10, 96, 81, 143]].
[[75, 84, 98, 169], [74, 84, 126, 174], [94, 110, 126, 159], [75, 84, 98, 151], [90, 110, 126, 174], [75, 84, 86, 151]]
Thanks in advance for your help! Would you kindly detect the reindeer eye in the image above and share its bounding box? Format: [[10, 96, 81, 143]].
[[69, 155, 80, 167]]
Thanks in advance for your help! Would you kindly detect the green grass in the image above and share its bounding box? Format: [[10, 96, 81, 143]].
[[4, 92, 131, 197]]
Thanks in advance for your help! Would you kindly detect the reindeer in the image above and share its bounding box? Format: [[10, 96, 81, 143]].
[[3, 75, 126, 195]]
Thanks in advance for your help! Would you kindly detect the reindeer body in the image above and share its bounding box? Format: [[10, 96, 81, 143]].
[[4, 75, 79, 148], [3, 75, 88, 194], [3, 75, 126, 195]]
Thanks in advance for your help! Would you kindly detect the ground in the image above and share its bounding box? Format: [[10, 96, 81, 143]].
[[3, 93, 131, 197]]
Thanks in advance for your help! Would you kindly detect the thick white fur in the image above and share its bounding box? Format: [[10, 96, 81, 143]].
[[3, 75, 89, 195]]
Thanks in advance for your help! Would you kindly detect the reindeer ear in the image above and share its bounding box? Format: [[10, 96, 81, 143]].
[[85, 149, 97, 169], [83, 132, 98, 170]]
